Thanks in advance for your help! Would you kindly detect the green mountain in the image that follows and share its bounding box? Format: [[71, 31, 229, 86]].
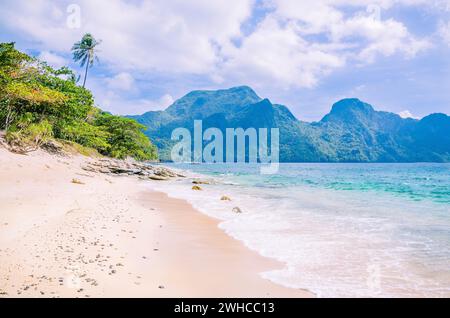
[[129, 86, 450, 162]]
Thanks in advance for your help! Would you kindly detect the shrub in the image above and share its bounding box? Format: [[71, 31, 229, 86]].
[[95, 112, 158, 160], [59, 121, 110, 153], [6, 119, 53, 152]]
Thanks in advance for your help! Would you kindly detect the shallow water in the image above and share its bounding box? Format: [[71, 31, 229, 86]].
[[150, 163, 450, 297]]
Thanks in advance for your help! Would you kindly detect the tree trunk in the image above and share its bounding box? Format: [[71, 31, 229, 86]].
[[82, 53, 90, 88]]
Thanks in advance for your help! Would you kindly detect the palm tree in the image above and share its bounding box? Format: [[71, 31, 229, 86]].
[[71, 33, 101, 88]]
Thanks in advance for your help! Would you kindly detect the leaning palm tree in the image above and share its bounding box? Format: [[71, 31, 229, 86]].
[[71, 33, 101, 88]]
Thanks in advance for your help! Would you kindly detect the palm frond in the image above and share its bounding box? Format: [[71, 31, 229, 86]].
[[71, 33, 101, 87]]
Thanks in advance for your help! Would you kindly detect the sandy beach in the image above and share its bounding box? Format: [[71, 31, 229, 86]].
[[0, 147, 311, 298]]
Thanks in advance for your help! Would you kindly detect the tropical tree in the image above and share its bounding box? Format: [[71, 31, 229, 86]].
[[1, 42, 158, 161], [71, 33, 101, 88]]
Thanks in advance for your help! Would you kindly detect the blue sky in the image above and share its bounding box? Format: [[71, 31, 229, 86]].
[[1, 0, 449, 121]]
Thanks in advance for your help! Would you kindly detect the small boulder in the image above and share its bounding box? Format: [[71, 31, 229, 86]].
[[192, 185, 202, 191], [149, 175, 169, 181], [110, 167, 141, 175], [220, 196, 232, 201], [71, 178, 85, 185], [99, 168, 111, 174]]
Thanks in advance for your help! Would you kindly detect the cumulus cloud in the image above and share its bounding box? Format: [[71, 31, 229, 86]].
[[330, 14, 430, 63], [0, 0, 442, 103], [88, 74, 175, 114], [220, 17, 345, 89], [91, 87, 175, 115], [106, 73, 135, 91], [0, 0, 254, 74], [37, 51, 68, 69], [215, 0, 432, 88]]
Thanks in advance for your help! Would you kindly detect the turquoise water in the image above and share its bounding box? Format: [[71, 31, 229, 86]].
[[152, 163, 450, 297], [178, 163, 450, 204]]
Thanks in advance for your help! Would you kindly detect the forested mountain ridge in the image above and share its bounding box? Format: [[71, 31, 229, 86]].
[[131, 87, 450, 163]]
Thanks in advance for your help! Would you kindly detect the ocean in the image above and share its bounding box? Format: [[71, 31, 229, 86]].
[[149, 163, 450, 297]]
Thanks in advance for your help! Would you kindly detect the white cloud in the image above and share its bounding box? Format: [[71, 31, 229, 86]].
[[439, 21, 450, 46], [215, 0, 431, 88], [0, 0, 439, 94], [398, 110, 420, 119], [275, 1, 430, 60], [0, 1, 76, 51], [98, 93, 174, 115], [0, 0, 254, 74], [88, 74, 174, 115], [37, 51, 68, 69], [106, 73, 135, 91], [158, 94, 175, 109], [221, 17, 345, 89], [127, 94, 175, 114], [330, 15, 430, 62]]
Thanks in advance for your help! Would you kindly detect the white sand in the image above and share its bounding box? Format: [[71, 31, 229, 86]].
[[0, 147, 312, 298]]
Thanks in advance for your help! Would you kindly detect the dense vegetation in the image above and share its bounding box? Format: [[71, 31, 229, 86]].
[[130, 86, 450, 163], [0, 43, 157, 161]]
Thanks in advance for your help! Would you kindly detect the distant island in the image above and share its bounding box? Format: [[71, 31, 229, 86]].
[[130, 86, 450, 163]]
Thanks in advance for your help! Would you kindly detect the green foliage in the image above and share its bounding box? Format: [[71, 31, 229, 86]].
[[6, 118, 53, 151], [59, 121, 111, 152], [0, 42, 31, 81], [0, 42, 158, 161], [95, 112, 158, 160]]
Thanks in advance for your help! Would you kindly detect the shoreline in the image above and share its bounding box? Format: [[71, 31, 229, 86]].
[[139, 190, 312, 297], [0, 147, 312, 297]]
